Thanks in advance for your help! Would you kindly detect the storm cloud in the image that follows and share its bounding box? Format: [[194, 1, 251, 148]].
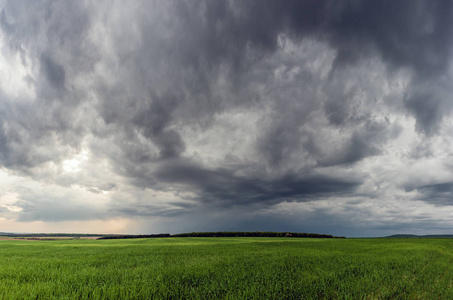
[[1, 0, 453, 236]]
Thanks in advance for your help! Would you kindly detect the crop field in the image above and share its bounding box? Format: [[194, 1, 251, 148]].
[[0, 237, 452, 299]]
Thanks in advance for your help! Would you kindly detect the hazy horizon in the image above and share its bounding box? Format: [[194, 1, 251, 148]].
[[1, 0, 453, 237]]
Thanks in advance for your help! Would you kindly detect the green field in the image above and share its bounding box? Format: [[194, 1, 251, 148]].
[[0, 237, 453, 299]]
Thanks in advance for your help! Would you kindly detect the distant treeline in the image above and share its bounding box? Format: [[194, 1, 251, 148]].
[[99, 232, 345, 239], [98, 234, 171, 240], [172, 232, 340, 238], [0, 231, 345, 240]]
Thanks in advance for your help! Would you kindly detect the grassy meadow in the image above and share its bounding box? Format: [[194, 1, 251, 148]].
[[0, 237, 452, 299]]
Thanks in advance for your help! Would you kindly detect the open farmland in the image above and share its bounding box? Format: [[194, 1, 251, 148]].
[[0, 238, 452, 299]]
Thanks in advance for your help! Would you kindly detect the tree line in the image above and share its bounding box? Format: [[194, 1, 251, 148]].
[[99, 232, 345, 239], [0, 231, 345, 239]]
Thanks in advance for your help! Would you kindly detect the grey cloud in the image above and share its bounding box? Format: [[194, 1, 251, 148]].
[[324, 93, 355, 127], [2, 0, 453, 235], [155, 161, 360, 206], [91, 0, 453, 178], [257, 123, 305, 169], [325, 1, 453, 74], [0, 100, 86, 174], [405, 93, 441, 135], [86, 183, 117, 194], [184, 0, 453, 78], [132, 94, 186, 159], [114, 202, 196, 218], [408, 142, 433, 160], [0, 1, 97, 174], [318, 118, 396, 167], [40, 53, 65, 91], [317, 134, 380, 167], [404, 77, 453, 135], [409, 182, 453, 205], [0, 9, 14, 34], [61, 2, 453, 177], [323, 0, 453, 135], [13, 193, 103, 223], [229, 1, 453, 135]]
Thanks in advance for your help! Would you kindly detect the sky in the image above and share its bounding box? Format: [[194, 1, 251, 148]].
[[1, 0, 453, 237]]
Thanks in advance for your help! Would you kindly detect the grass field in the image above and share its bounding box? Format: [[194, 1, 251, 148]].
[[0, 237, 452, 299]]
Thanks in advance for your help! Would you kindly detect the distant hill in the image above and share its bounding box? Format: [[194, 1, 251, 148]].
[[386, 234, 453, 239]]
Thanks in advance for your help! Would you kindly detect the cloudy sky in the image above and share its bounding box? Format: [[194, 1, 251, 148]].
[[1, 0, 453, 237]]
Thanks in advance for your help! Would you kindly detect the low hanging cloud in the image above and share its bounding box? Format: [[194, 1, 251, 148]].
[[1, 0, 453, 235]]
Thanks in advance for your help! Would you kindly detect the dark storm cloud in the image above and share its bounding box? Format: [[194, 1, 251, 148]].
[[404, 92, 442, 135], [40, 53, 65, 91], [132, 93, 186, 159], [325, 1, 453, 74], [1, 0, 453, 228], [0, 0, 97, 173], [407, 182, 453, 206], [403, 76, 453, 135], [155, 161, 360, 205], [146, 0, 453, 169], [215, 0, 453, 135], [313, 118, 395, 167], [184, 0, 453, 77], [319, 0, 453, 135], [3, 0, 446, 168]]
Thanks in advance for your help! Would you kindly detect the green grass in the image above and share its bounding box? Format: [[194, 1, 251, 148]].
[[0, 237, 452, 299]]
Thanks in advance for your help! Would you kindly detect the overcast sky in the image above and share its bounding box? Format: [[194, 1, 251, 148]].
[[1, 0, 453, 237]]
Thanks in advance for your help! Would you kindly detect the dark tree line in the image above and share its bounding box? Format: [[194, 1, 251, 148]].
[[99, 232, 345, 239], [98, 234, 171, 240], [172, 232, 341, 238], [0, 231, 345, 240]]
